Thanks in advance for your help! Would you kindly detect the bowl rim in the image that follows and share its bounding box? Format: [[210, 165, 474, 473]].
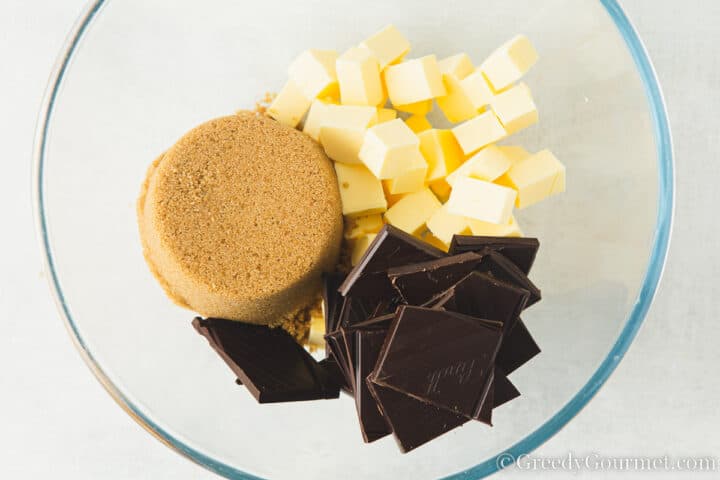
[[32, 1, 674, 478]]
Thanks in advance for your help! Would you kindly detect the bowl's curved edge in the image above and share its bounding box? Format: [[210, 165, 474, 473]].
[[32, 1, 674, 480]]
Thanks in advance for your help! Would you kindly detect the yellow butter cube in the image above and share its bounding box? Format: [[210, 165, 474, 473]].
[[288, 49, 339, 99], [405, 114, 432, 133], [384, 188, 442, 234], [415, 229, 449, 252], [497, 145, 531, 164], [303, 98, 335, 141], [307, 312, 326, 348], [351, 233, 378, 266], [393, 99, 433, 116], [384, 55, 446, 106], [452, 111, 507, 155], [319, 104, 378, 128], [436, 75, 478, 123], [345, 214, 384, 239], [497, 149, 565, 208], [359, 25, 411, 70], [319, 126, 366, 164], [438, 53, 475, 80], [385, 150, 428, 194], [418, 129, 464, 182], [267, 81, 312, 127], [460, 70, 496, 111], [382, 180, 407, 207], [376, 107, 397, 123], [490, 83, 538, 134], [467, 215, 523, 237], [426, 204, 472, 246], [334, 163, 387, 216], [480, 35, 538, 91], [359, 119, 421, 179], [337, 47, 384, 106], [446, 177, 516, 224], [429, 178, 452, 202], [446, 145, 513, 186]]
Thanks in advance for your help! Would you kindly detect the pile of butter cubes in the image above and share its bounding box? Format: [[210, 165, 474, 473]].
[[268, 25, 565, 264]]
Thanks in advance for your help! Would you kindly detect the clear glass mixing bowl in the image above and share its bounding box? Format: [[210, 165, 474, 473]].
[[33, 0, 673, 478]]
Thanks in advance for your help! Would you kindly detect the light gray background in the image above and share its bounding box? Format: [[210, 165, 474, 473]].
[[0, 1, 717, 478]]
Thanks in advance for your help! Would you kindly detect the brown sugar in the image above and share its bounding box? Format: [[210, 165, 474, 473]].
[[138, 111, 343, 325]]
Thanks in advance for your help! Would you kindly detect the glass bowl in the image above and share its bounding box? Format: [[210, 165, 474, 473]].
[[33, 0, 673, 478]]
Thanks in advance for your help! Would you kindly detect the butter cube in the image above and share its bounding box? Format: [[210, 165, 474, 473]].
[[351, 233, 378, 266], [446, 177, 516, 224], [393, 99, 433, 115], [436, 75, 477, 123], [320, 104, 379, 128], [452, 111, 507, 155], [384, 150, 428, 194], [337, 47, 384, 106], [429, 178, 452, 202], [405, 114, 432, 133], [415, 229, 449, 252], [334, 163, 387, 216], [288, 49, 339, 99], [427, 204, 472, 246], [460, 70, 496, 111], [319, 126, 366, 164], [418, 129, 464, 182], [490, 83, 538, 134], [438, 53, 475, 80], [446, 144, 513, 186], [384, 55, 446, 106], [303, 98, 334, 141], [376, 107, 397, 123], [497, 149, 565, 208], [382, 180, 407, 207], [480, 35, 538, 91], [267, 81, 312, 127], [345, 214, 384, 239], [384, 188, 442, 234], [497, 145, 531, 164], [359, 25, 411, 70], [307, 312, 326, 348], [467, 215, 523, 237], [359, 119, 421, 179]]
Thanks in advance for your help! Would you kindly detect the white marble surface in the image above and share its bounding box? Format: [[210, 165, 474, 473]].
[[0, 1, 718, 478]]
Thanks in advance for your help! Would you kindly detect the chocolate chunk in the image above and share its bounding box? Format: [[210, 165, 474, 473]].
[[449, 236, 539, 274], [496, 319, 541, 374], [366, 381, 468, 453], [339, 225, 446, 298], [322, 272, 346, 335], [432, 271, 529, 334], [193, 317, 340, 402], [387, 252, 484, 305], [493, 368, 520, 407], [338, 295, 397, 329], [318, 357, 348, 393], [371, 306, 501, 420], [355, 329, 392, 442], [339, 314, 394, 393], [477, 249, 541, 308], [324, 330, 354, 392]]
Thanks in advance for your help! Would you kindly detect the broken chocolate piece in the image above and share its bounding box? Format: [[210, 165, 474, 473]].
[[339, 225, 446, 298], [493, 368, 521, 407], [432, 271, 529, 334], [449, 235, 539, 274], [324, 330, 354, 392], [496, 319, 541, 374], [322, 272, 346, 335], [355, 329, 392, 442], [371, 306, 501, 420], [193, 317, 340, 402], [367, 381, 468, 453], [477, 249, 541, 308], [387, 252, 484, 305]]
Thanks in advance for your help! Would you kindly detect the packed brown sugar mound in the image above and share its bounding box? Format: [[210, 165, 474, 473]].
[[138, 112, 343, 324]]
